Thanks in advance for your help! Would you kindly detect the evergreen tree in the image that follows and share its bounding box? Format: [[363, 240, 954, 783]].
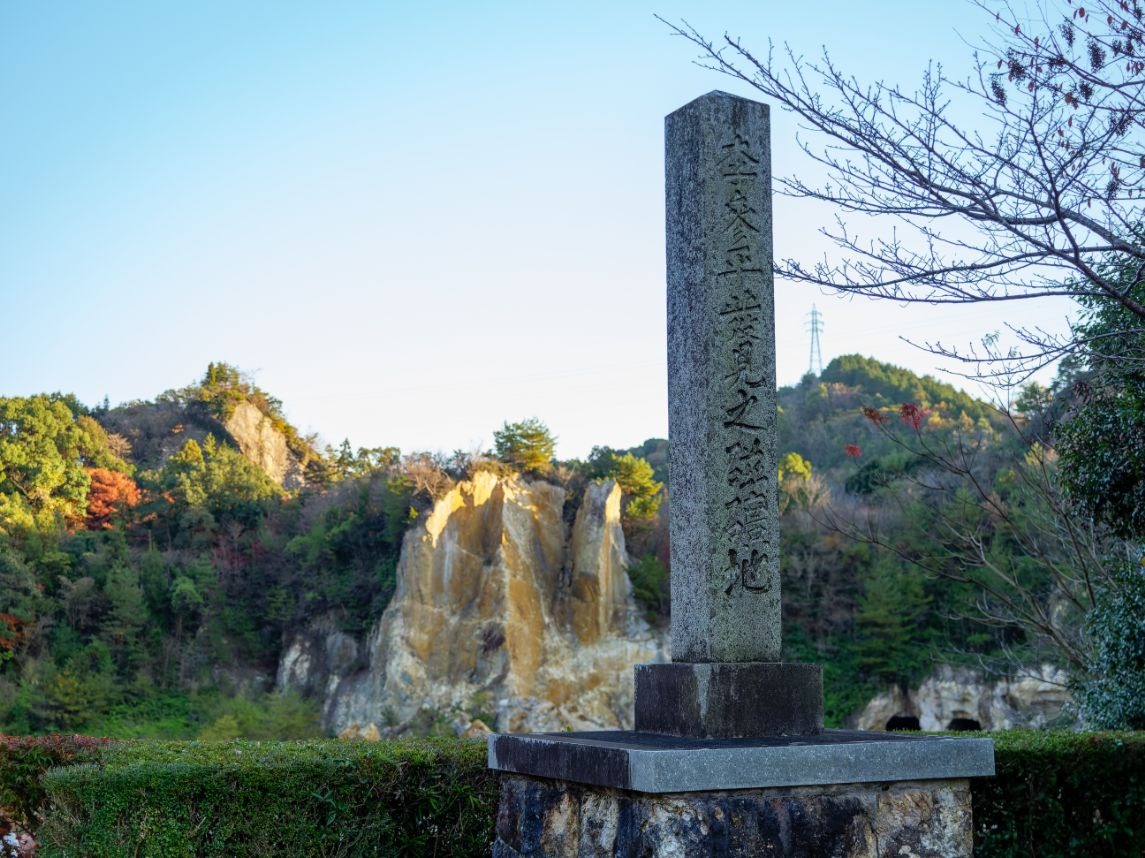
[[855, 555, 932, 688], [0, 396, 92, 529], [1056, 256, 1145, 539], [102, 563, 148, 669], [606, 452, 663, 524], [493, 418, 556, 473]]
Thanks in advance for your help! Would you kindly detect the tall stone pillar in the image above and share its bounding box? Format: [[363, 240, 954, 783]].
[[633, 91, 820, 740], [666, 91, 781, 664]]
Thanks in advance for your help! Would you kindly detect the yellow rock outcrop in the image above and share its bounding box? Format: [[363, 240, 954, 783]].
[[312, 471, 666, 733]]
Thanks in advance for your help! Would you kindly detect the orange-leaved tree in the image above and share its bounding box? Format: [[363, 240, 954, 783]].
[[84, 467, 141, 530]]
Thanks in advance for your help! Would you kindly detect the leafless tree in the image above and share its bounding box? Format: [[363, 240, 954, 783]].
[[827, 405, 1129, 670], [401, 452, 454, 502], [660, 1, 1145, 383]]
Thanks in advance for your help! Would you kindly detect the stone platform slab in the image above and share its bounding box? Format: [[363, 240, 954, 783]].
[[488, 730, 994, 793]]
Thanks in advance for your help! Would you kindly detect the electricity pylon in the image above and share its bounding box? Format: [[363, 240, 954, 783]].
[[806, 305, 824, 377]]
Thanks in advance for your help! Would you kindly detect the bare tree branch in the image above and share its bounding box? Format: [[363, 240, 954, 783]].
[[658, 1, 1145, 381]]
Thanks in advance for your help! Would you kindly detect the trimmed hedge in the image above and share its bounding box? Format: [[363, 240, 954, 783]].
[[14, 731, 1145, 856], [39, 738, 497, 857], [973, 730, 1145, 857]]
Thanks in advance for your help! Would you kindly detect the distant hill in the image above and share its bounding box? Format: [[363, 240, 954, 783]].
[[610, 355, 1002, 489], [778, 354, 1004, 478], [99, 362, 327, 488]]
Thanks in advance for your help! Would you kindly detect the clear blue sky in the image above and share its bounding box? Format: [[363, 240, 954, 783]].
[[0, 1, 1073, 459]]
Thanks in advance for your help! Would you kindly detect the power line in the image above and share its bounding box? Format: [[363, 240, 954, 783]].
[[806, 304, 824, 376]]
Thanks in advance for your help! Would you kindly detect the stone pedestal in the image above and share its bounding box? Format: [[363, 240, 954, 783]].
[[489, 730, 993, 793], [493, 776, 973, 858], [634, 661, 823, 738], [489, 731, 992, 856]]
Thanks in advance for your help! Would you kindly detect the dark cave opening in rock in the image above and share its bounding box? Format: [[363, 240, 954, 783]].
[[947, 718, 982, 731], [885, 715, 921, 731]]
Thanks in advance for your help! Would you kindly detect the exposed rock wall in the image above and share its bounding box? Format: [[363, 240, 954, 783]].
[[855, 665, 1072, 731], [276, 613, 361, 700], [223, 401, 306, 489], [279, 472, 667, 734], [101, 399, 307, 489]]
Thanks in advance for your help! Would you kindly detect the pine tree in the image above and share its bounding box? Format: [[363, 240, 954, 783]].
[[493, 418, 556, 473]]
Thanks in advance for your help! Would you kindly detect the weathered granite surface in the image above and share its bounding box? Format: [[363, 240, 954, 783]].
[[634, 661, 823, 738], [224, 400, 307, 489], [493, 775, 974, 857], [666, 90, 780, 664]]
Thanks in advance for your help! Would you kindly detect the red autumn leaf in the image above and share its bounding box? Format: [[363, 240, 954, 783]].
[[898, 402, 931, 431]]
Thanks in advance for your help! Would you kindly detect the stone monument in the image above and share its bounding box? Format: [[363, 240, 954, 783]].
[[489, 91, 994, 857], [635, 87, 821, 741]]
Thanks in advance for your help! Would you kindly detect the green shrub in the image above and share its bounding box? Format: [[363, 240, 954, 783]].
[[627, 553, 668, 623], [1077, 562, 1145, 729], [973, 730, 1145, 857], [0, 734, 108, 834], [193, 689, 323, 740], [38, 737, 496, 857]]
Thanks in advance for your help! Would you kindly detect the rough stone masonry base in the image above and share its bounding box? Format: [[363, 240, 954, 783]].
[[492, 775, 973, 858]]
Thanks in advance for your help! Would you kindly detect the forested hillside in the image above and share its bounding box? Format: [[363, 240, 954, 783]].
[[596, 356, 1066, 724], [0, 365, 418, 738], [0, 355, 1133, 737]]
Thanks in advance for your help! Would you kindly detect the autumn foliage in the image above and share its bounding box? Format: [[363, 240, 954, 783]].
[[83, 468, 141, 530], [0, 614, 24, 656], [898, 402, 930, 431]]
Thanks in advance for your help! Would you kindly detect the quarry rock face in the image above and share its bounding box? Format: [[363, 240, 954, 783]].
[[279, 472, 667, 735], [856, 664, 1072, 731], [276, 613, 361, 700], [223, 401, 306, 489]]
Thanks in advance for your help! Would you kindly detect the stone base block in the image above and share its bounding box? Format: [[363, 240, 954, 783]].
[[634, 661, 823, 738], [493, 775, 973, 858]]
